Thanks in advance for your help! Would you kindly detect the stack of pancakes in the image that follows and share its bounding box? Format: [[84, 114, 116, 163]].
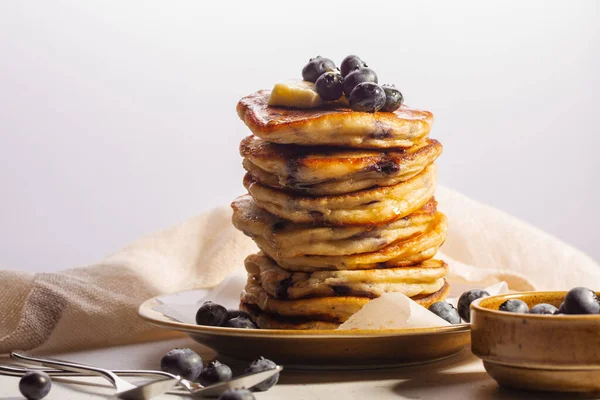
[[232, 90, 449, 329]]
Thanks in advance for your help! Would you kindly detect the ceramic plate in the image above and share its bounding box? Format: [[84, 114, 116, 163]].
[[139, 289, 470, 369]]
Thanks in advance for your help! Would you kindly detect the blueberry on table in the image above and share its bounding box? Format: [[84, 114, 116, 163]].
[[218, 389, 256, 400], [245, 357, 280, 392], [457, 289, 490, 322], [349, 82, 386, 113], [160, 348, 203, 381], [199, 360, 232, 385], [302, 56, 337, 82], [315, 71, 344, 101], [563, 287, 600, 314], [499, 299, 529, 314], [343, 68, 378, 97], [381, 84, 404, 112], [225, 316, 258, 329], [428, 301, 462, 324], [196, 301, 228, 326], [340, 55, 367, 77], [19, 371, 51, 400], [529, 303, 558, 315]]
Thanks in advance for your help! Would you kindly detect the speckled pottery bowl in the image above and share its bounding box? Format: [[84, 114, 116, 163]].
[[471, 291, 600, 393]]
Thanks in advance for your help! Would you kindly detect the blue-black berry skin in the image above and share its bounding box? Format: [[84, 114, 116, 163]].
[[226, 310, 252, 320], [19, 371, 52, 400], [556, 302, 566, 314], [199, 360, 232, 385], [196, 301, 228, 326], [457, 289, 490, 322], [315, 71, 344, 101], [381, 85, 404, 112], [428, 301, 462, 324], [529, 303, 558, 315], [343, 68, 378, 97], [340, 55, 367, 77], [498, 299, 529, 314], [563, 287, 600, 315], [225, 316, 258, 329], [302, 56, 337, 82], [217, 389, 256, 400], [245, 357, 279, 392], [349, 82, 386, 113], [160, 348, 203, 381]]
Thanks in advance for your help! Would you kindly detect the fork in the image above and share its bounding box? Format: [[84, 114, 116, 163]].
[[4, 358, 283, 397], [11, 352, 179, 400]]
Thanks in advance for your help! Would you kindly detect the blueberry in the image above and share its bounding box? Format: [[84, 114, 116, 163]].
[[225, 316, 258, 329], [160, 348, 203, 381], [428, 301, 461, 324], [199, 360, 232, 385], [245, 357, 279, 392], [563, 287, 600, 314], [19, 371, 51, 400], [196, 301, 228, 326], [226, 310, 253, 320], [381, 84, 404, 112], [349, 83, 386, 113], [218, 389, 256, 400], [556, 302, 566, 314], [315, 71, 344, 101], [457, 289, 490, 322], [529, 303, 558, 315], [499, 299, 529, 314], [343, 68, 378, 97], [302, 56, 337, 82], [340, 55, 367, 77]]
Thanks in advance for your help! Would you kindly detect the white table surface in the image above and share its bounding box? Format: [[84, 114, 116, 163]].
[[0, 336, 585, 400]]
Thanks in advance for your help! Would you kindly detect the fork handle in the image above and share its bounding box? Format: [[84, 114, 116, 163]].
[[11, 352, 127, 391]]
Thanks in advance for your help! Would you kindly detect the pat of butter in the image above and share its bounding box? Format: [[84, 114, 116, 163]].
[[267, 80, 324, 109]]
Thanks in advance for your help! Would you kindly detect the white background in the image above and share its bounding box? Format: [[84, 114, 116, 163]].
[[1, 1, 598, 272]]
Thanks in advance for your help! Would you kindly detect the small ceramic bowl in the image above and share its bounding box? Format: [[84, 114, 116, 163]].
[[471, 291, 600, 393]]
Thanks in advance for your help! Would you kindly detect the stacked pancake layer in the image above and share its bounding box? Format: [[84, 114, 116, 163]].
[[233, 91, 449, 329]]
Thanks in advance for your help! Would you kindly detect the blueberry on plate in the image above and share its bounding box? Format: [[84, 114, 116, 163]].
[[340, 55, 367, 77], [499, 299, 529, 314], [160, 348, 203, 381], [196, 301, 228, 326], [225, 316, 258, 329], [245, 357, 279, 392], [19, 371, 52, 400], [457, 289, 490, 322], [226, 310, 252, 321], [428, 301, 461, 324], [529, 303, 558, 315], [343, 68, 378, 97], [302, 56, 337, 82], [315, 71, 344, 101], [563, 287, 600, 314], [199, 360, 232, 385], [349, 82, 386, 113], [381, 84, 404, 112], [218, 389, 255, 400]]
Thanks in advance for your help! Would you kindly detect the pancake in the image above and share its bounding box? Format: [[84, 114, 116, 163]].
[[237, 90, 434, 148], [240, 280, 450, 329], [232, 195, 438, 257], [244, 164, 437, 226], [240, 136, 443, 196], [245, 253, 448, 300], [254, 212, 447, 272]]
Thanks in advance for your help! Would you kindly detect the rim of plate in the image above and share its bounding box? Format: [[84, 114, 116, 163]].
[[138, 290, 471, 338]]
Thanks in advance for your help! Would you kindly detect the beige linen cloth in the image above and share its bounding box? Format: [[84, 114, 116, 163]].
[[1, 186, 598, 355]]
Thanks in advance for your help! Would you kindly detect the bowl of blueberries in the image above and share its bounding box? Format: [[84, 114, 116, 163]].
[[469, 287, 600, 393]]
